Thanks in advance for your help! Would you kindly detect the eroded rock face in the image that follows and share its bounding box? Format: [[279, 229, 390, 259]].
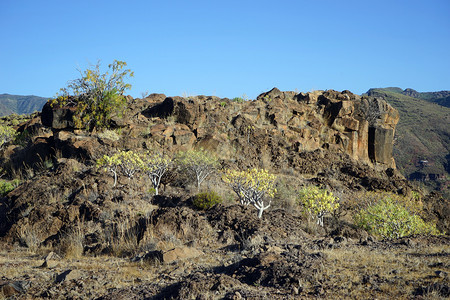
[[40, 87, 399, 169]]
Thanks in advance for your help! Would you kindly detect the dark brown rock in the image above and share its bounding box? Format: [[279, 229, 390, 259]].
[[41, 102, 76, 130]]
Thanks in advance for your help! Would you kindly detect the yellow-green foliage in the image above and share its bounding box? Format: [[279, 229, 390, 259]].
[[297, 185, 339, 226], [353, 195, 441, 239], [193, 191, 223, 210], [142, 152, 172, 174], [222, 168, 277, 203], [177, 148, 218, 190], [97, 153, 122, 169], [117, 150, 144, 178], [96, 150, 144, 187], [0, 179, 20, 196], [354, 191, 423, 215], [0, 125, 16, 149], [51, 60, 133, 131], [222, 168, 276, 218]]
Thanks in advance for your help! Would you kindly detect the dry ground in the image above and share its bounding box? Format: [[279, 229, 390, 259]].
[[1, 236, 448, 299]]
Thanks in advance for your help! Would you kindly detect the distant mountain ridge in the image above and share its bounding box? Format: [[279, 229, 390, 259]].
[[0, 94, 48, 117], [366, 87, 450, 107], [364, 87, 449, 195]]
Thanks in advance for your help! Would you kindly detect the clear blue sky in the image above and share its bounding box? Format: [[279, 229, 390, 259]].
[[1, 0, 449, 99]]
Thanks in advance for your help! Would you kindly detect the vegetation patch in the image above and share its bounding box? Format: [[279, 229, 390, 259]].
[[0, 179, 20, 197], [51, 60, 133, 131], [353, 193, 442, 239], [193, 191, 223, 210]]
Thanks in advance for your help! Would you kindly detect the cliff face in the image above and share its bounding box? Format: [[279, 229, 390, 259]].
[[253, 88, 399, 168], [40, 88, 399, 170], [141, 88, 399, 169]]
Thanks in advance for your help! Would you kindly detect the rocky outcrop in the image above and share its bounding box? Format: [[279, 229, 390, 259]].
[[39, 88, 399, 169]]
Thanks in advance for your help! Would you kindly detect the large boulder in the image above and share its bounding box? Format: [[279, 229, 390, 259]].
[[41, 102, 76, 130]]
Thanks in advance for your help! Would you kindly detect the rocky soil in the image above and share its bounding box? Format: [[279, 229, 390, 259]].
[[0, 88, 449, 299]]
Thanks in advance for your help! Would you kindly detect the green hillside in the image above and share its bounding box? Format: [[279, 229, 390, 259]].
[[0, 94, 48, 117], [365, 88, 449, 190], [418, 91, 450, 107], [368, 87, 450, 108]]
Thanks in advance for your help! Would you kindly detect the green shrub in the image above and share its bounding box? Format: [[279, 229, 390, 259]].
[[231, 97, 244, 103], [353, 196, 441, 239], [193, 191, 222, 210], [0, 125, 17, 149], [0, 179, 20, 196], [297, 185, 339, 227]]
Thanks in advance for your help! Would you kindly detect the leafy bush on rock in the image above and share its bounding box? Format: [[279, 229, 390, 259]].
[[51, 60, 133, 131]]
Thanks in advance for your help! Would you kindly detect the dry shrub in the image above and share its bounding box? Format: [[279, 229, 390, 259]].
[[154, 224, 182, 251], [112, 216, 140, 256], [103, 213, 154, 257], [59, 220, 85, 258], [301, 218, 326, 236], [97, 129, 120, 141], [272, 178, 298, 211], [16, 223, 41, 253]]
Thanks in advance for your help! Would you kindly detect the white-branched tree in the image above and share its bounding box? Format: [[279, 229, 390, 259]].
[[177, 148, 218, 190], [142, 152, 172, 195], [97, 153, 122, 187], [222, 168, 277, 218], [118, 150, 144, 179]]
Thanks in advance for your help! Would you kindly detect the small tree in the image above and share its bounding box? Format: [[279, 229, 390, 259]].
[[97, 153, 122, 187], [222, 168, 277, 218], [142, 152, 172, 195], [96, 150, 143, 187], [177, 148, 218, 190], [297, 185, 339, 227], [0, 125, 16, 150], [51, 60, 134, 131]]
